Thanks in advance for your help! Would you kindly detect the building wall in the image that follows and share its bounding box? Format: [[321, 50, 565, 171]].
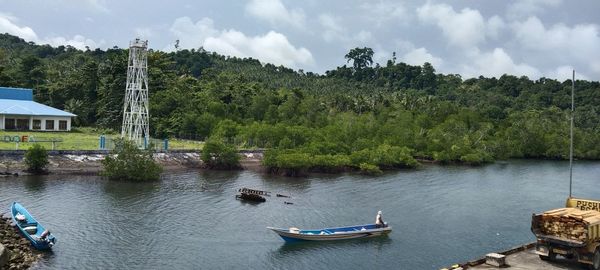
[[0, 115, 72, 131]]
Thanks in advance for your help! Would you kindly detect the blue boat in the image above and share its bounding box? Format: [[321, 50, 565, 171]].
[[268, 223, 391, 242], [10, 202, 56, 250]]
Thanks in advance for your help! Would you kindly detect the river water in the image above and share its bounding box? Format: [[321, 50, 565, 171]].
[[0, 160, 599, 270]]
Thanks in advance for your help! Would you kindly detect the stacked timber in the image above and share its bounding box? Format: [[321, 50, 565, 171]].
[[538, 208, 600, 242], [238, 188, 270, 196], [235, 188, 269, 203]]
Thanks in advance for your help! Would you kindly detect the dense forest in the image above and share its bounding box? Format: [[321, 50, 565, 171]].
[[0, 33, 599, 173]]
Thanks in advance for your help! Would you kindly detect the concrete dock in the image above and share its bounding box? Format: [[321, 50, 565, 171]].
[[468, 248, 586, 269], [446, 243, 588, 270]]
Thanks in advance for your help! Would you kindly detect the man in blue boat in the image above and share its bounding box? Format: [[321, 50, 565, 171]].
[[375, 210, 386, 228]]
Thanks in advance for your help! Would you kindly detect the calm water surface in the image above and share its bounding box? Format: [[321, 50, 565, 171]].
[[0, 160, 599, 270]]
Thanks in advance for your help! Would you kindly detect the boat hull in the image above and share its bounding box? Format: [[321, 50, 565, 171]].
[[268, 224, 391, 242], [10, 202, 56, 250]]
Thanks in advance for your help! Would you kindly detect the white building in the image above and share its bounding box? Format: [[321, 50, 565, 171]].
[[0, 87, 76, 131]]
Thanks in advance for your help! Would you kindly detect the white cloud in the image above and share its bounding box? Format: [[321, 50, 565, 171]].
[[134, 27, 154, 39], [0, 13, 100, 50], [245, 0, 305, 29], [84, 0, 110, 13], [169, 17, 313, 68], [44, 35, 103, 50], [0, 13, 38, 41], [512, 16, 600, 76], [417, 3, 508, 49], [461, 48, 541, 79], [547, 66, 588, 81], [592, 62, 600, 74], [169, 17, 219, 49], [318, 14, 344, 43], [360, 1, 408, 27], [417, 3, 486, 48], [507, 0, 562, 19], [354, 30, 372, 44], [402, 47, 443, 68], [318, 13, 373, 46], [487, 15, 505, 40], [372, 48, 390, 66]]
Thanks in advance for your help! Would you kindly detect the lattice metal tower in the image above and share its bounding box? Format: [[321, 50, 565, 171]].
[[121, 38, 150, 147]]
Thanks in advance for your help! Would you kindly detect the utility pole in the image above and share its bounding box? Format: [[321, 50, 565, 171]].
[[569, 70, 574, 198]]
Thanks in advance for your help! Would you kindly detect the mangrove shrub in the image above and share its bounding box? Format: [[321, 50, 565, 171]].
[[101, 139, 162, 181], [24, 144, 49, 174], [200, 139, 241, 169], [359, 163, 383, 175]]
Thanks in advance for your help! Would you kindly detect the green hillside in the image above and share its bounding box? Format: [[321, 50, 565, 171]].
[[1, 33, 599, 172]]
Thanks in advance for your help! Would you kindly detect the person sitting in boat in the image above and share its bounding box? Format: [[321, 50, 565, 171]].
[[375, 210, 386, 228], [40, 229, 50, 240]]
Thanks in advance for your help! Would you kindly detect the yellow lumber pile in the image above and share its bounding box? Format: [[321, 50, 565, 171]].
[[539, 208, 600, 242]]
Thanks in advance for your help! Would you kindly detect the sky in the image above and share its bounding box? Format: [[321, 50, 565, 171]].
[[1, 0, 600, 81]]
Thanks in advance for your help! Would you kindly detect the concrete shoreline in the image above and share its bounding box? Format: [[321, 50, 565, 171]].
[[443, 242, 588, 269], [0, 149, 264, 175]]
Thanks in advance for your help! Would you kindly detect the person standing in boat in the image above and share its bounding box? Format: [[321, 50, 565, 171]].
[[375, 210, 386, 228]]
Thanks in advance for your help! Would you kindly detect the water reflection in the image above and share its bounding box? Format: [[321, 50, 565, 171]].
[[198, 170, 240, 193], [275, 236, 393, 255], [23, 175, 46, 192], [102, 180, 159, 200], [2, 161, 599, 270], [268, 237, 394, 270], [236, 198, 264, 207], [261, 173, 313, 194]]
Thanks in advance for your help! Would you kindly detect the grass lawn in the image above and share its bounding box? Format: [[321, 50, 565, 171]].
[[0, 128, 203, 150]]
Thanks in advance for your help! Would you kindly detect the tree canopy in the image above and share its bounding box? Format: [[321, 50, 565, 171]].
[[1, 34, 599, 172]]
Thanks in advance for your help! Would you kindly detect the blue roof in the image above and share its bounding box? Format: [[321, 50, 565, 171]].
[[0, 87, 33, 101], [0, 99, 76, 117]]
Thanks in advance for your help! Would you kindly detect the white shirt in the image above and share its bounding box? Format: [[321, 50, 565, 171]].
[[375, 213, 383, 225]]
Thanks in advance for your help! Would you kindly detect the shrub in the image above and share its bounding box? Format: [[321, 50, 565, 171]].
[[350, 145, 418, 168], [359, 163, 382, 175], [432, 151, 452, 164], [372, 144, 418, 168], [460, 150, 493, 165], [24, 144, 49, 174], [278, 137, 294, 149], [349, 148, 373, 165], [201, 139, 241, 169], [262, 149, 312, 176], [101, 139, 163, 181]]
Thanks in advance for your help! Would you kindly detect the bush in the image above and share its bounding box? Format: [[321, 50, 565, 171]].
[[201, 139, 241, 169], [359, 163, 382, 175], [372, 144, 418, 168], [24, 144, 49, 174], [460, 150, 493, 165], [101, 139, 163, 181], [350, 145, 419, 169], [432, 151, 452, 163], [264, 144, 419, 176], [349, 148, 372, 165]]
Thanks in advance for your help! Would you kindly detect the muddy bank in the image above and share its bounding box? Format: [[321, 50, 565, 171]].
[[0, 150, 264, 175], [0, 213, 41, 270]]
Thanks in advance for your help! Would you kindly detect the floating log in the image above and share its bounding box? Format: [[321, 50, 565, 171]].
[[284, 201, 293, 205], [276, 194, 290, 198], [235, 193, 266, 203]]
